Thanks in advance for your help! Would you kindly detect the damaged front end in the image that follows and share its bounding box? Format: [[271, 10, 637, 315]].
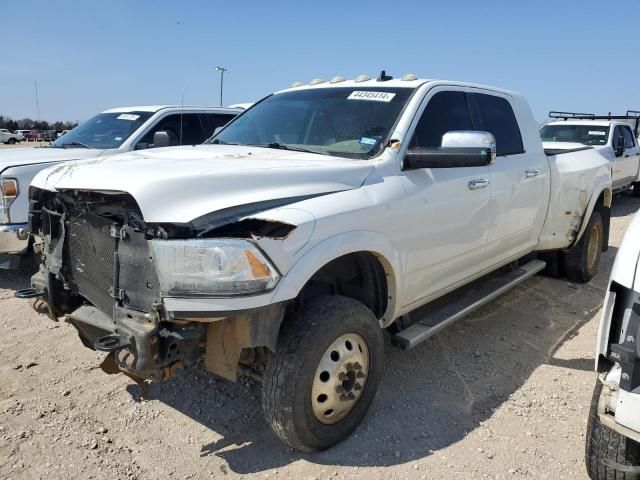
[[26, 188, 285, 387]]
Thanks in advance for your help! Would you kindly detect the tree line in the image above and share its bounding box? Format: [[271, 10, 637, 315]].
[[0, 115, 78, 132]]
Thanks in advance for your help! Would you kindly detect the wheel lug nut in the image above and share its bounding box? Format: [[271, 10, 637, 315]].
[[340, 394, 348, 401], [345, 362, 353, 371], [338, 372, 346, 381], [354, 362, 362, 370], [356, 371, 365, 378], [336, 385, 344, 394], [354, 383, 362, 391], [348, 392, 356, 400]]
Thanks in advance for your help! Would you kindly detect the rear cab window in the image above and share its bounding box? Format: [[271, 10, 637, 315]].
[[469, 93, 524, 156]]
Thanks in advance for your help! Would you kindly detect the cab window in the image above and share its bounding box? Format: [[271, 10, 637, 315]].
[[137, 113, 205, 149], [622, 126, 636, 149], [410, 91, 473, 149], [470, 93, 524, 156]]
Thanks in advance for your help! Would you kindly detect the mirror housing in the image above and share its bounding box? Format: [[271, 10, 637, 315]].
[[213, 126, 224, 136], [615, 136, 625, 157], [403, 131, 496, 170], [153, 131, 171, 149]]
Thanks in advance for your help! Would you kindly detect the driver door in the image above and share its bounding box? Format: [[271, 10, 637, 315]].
[[396, 88, 492, 309]]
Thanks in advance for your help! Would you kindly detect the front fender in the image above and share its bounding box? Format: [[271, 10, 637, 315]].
[[269, 230, 402, 326]]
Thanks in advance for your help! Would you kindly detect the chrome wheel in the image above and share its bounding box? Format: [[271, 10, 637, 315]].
[[311, 333, 369, 425], [586, 222, 600, 271]]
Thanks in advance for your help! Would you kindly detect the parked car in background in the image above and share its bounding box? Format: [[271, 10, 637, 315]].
[[24, 130, 43, 142], [24, 75, 612, 451], [587, 211, 640, 479], [0, 104, 241, 268], [15, 129, 31, 139], [540, 111, 640, 194], [0, 129, 23, 144]]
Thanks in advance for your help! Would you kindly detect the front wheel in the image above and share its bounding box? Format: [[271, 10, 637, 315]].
[[633, 182, 640, 198], [564, 210, 603, 283], [585, 380, 640, 479], [7, 138, 16, 144], [262, 295, 384, 452]]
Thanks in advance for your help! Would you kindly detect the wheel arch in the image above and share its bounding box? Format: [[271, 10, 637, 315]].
[[573, 184, 612, 249], [270, 231, 401, 327]]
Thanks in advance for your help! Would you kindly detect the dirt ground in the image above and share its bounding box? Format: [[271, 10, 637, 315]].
[[0, 142, 50, 150], [1, 196, 639, 480]]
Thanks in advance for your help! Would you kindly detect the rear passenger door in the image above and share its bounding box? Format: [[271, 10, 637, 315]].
[[469, 92, 549, 265]]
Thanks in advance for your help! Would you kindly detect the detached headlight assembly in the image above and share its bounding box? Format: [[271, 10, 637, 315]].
[[151, 239, 280, 296]]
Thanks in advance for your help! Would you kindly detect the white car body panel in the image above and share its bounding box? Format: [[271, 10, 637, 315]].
[[537, 148, 611, 250], [595, 211, 640, 441], [32, 145, 374, 223]]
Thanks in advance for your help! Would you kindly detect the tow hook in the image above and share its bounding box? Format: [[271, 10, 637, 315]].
[[94, 334, 132, 353], [14, 288, 44, 299]]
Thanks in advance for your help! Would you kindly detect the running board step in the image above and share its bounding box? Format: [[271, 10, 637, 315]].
[[392, 259, 546, 350]]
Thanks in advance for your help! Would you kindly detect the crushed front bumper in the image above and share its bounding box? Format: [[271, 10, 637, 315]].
[[0, 223, 29, 268]]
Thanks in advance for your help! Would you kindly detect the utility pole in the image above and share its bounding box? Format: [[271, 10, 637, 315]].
[[34, 80, 40, 124], [215, 66, 228, 106]]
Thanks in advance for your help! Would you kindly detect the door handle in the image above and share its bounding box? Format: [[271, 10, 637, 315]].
[[468, 178, 489, 190], [525, 169, 540, 178]]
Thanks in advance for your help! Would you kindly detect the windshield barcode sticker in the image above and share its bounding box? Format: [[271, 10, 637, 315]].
[[117, 114, 140, 121], [348, 91, 396, 102]]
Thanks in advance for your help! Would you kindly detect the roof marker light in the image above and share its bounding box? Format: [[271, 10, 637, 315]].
[[354, 75, 370, 83], [309, 78, 325, 85], [402, 74, 417, 81], [330, 76, 346, 84], [291, 81, 305, 87]]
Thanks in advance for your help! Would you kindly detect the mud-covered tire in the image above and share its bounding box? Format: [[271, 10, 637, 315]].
[[585, 380, 640, 479], [262, 295, 384, 452], [564, 210, 603, 283]]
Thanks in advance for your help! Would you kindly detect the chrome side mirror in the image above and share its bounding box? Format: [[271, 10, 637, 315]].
[[403, 130, 496, 170], [441, 131, 497, 164]]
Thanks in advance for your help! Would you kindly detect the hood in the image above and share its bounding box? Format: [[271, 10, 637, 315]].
[[0, 147, 104, 174], [541, 141, 587, 151], [32, 145, 375, 223]]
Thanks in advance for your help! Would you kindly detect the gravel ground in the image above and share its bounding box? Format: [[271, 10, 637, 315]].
[[0, 142, 50, 149], [1, 195, 639, 480]]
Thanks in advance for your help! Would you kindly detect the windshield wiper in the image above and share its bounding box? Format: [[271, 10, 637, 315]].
[[210, 139, 239, 145], [59, 141, 95, 149], [249, 142, 325, 155]]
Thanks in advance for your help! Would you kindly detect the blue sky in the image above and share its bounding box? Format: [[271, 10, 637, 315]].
[[1, 0, 638, 122]]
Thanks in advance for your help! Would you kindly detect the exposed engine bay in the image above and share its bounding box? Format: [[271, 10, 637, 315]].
[[28, 188, 215, 386]]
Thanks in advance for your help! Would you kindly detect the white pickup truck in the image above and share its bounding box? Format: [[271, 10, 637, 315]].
[[24, 74, 612, 451], [540, 112, 640, 194], [0, 129, 23, 144], [587, 212, 640, 479], [0, 105, 240, 268]]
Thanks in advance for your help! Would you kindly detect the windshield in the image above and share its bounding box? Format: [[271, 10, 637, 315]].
[[50, 111, 153, 149], [210, 87, 414, 159], [539, 124, 610, 146]]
